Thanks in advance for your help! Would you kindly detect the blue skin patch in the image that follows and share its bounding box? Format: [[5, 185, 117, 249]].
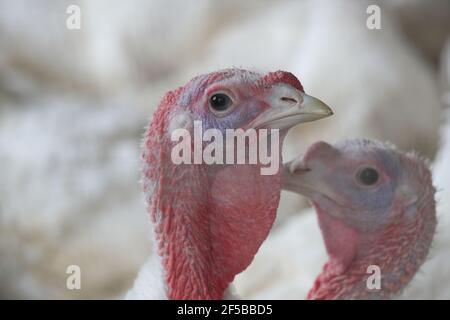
[[173, 74, 273, 171], [327, 145, 403, 228], [178, 75, 265, 133]]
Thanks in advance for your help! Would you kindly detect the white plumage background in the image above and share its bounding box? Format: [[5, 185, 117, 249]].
[[0, 0, 449, 299]]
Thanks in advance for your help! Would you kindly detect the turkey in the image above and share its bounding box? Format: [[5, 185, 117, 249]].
[[125, 68, 332, 299], [235, 139, 436, 299]]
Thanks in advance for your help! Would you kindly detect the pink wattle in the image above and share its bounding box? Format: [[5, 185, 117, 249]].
[[315, 204, 359, 274], [153, 164, 282, 300], [307, 204, 359, 299]]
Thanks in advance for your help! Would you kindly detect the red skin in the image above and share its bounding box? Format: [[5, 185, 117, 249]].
[[308, 201, 436, 299], [143, 69, 301, 299], [261, 70, 304, 92]]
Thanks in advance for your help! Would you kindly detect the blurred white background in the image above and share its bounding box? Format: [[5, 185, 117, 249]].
[[0, 0, 449, 299]]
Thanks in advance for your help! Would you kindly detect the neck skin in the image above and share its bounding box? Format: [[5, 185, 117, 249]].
[[142, 124, 283, 299], [152, 164, 281, 300], [307, 192, 436, 300]]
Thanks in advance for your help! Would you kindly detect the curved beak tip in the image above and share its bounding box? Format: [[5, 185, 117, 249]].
[[300, 93, 334, 120], [248, 90, 334, 130]]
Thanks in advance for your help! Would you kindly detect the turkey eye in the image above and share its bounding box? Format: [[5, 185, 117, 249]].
[[358, 167, 379, 186], [209, 93, 233, 113]]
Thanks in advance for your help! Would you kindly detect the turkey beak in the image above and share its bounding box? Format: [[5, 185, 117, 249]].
[[282, 159, 348, 215], [282, 141, 337, 196], [282, 159, 315, 196], [248, 87, 333, 130]]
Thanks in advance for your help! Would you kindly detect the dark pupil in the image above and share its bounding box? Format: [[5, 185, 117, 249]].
[[359, 168, 379, 185], [210, 93, 231, 111]]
